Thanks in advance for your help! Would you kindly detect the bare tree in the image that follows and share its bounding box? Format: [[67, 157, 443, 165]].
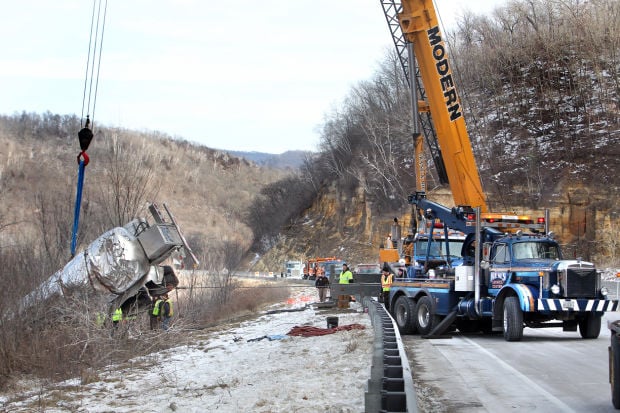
[[99, 131, 161, 228], [314, 51, 415, 212], [33, 190, 79, 274]]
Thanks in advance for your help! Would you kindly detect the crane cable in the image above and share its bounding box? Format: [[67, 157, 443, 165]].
[[71, 0, 108, 257]]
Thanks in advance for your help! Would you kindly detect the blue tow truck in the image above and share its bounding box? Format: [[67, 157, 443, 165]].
[[406, 228, 466, 277], [388, 192, 618, 341]]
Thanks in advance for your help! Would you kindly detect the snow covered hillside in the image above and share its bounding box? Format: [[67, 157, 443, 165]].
[[0, 288, 374, 413]]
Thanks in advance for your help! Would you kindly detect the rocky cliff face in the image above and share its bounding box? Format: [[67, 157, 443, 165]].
[[252, 180, 619, 274], [252, 183, 387, 272], [546, 184, 618, 262]]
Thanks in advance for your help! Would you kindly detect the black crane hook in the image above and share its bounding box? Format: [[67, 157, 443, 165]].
[[78, 115, 94, 151]]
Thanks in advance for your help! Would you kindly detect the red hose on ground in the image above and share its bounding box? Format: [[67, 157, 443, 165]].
[[287, 324, 365, 337]]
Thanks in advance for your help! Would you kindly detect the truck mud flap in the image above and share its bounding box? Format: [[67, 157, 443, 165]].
[[422, 309, 457, 339]]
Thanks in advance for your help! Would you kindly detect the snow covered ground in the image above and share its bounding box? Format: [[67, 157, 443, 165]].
[[0, 288, 374, 413]]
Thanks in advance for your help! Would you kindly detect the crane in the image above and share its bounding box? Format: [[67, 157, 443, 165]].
[[378, 0, 537, 269], [380, 0, 487, 212]]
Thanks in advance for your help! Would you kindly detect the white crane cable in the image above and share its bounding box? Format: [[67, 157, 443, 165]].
[[80, 0, 108, 131]]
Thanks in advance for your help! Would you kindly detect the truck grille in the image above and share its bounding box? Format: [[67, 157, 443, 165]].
[[563, 266, 597, 298]]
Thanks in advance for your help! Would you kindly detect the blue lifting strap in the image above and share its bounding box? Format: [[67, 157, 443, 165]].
[[70, 152, 89, 257]]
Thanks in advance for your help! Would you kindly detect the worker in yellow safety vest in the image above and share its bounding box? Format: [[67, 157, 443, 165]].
[[381, 266, 394, 310], [112, 307, 123, 323], [111, 307, 123, 335], [152, 296, 164, 328], [161, 293, 173, 331], [150, 295, 161, 330], [338, 263, 353, 284], [337, 263, 354, 309]]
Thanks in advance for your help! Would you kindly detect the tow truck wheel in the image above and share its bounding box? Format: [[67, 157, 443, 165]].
[[414, 296, 440, 336], [579, 313, 602, 339], [503, 296, 523, 342], [393, 296, 417, 334]]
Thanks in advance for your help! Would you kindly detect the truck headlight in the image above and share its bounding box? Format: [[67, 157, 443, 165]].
[[601, 286, 609, 297], [550, 284, 560, 295]]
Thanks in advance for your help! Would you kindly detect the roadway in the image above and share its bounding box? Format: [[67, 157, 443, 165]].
[[402, 312, 620, 412]]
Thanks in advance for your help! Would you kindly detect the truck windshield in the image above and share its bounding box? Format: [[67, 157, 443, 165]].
[[512, 242, 560, 260], [319, 262, 343, 276], [415, 239, 464, 258]]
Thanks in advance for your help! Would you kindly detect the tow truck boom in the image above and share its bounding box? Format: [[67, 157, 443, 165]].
[[381, 0, 487, 211]]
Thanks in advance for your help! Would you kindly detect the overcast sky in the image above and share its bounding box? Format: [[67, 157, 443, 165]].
[[0, 0, 502, 154]]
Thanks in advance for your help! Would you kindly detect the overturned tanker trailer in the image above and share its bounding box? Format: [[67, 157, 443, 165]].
[[22, 203, 198, 317]]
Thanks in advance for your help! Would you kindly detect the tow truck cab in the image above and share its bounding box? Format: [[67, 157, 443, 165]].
[[478, 231, 604, 301], [407, 231, 466, 278]]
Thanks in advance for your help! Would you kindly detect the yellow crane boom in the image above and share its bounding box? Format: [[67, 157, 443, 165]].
[[386, 0, 488, 212]]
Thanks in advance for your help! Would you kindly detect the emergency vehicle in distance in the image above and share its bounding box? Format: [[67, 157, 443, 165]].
[[284, 260, 303, 278], [303, 257, 344, 281]]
